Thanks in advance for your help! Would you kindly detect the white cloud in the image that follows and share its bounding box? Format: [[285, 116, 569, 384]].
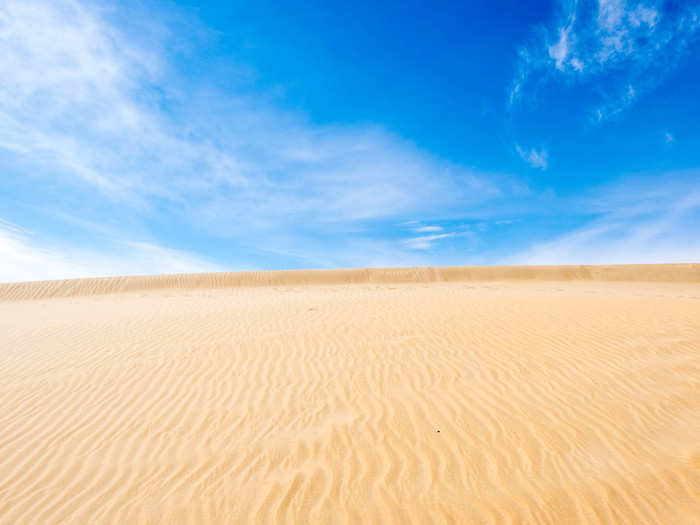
[[665, 131, 674, 144], [413, 225, 443, 233], [548, 7, 577, 71], [506, 174, 700, 264], [403, 232, 464, 251], [0, 0, 504, 226], [510, 0, 700, 117], [516, 145, 549, 170], [0, 0, 521, 278], [592, 82, 637, 121], [0, 220, 221, 282]]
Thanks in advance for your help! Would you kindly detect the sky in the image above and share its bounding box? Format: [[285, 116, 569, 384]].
[[1, 0, 699, 281]]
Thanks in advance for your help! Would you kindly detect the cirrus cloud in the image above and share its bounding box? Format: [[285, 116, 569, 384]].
[[0, 0, 520, 281], [510, 0, 700, 120]]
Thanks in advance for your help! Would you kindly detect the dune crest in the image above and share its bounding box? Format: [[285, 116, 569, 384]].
[[1, 266, 699, 523], [1, 263, 699, 301]]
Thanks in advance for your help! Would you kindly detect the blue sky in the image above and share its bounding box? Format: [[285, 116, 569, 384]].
[[1, 0, 699, 281]]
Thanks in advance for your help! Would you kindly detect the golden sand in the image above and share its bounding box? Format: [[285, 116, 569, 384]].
[[1, 264, 699, 523]]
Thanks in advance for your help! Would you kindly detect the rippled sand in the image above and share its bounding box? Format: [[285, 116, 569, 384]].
[[1, 265, 699, 524]]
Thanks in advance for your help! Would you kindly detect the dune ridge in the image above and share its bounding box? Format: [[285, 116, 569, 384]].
[[1, 268, 699, 523], [1, 263, 699, 301]]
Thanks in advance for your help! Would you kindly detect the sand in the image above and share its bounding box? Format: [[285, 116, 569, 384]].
[[0, 264, 699, 524]]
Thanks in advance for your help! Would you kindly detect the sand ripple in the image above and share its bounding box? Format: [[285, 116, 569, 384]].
[[0, 267, 699, 523]]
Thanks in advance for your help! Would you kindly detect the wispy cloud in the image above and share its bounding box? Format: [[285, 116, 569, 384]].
[[0, 220, 221, 282], [0, 0, 503, 221], [664, 131, 674, 144], [0, 0, 515, 281], [516, 145, 548, 170], [506, 172, 700, 264], [510, 0, 700, 118], [592, 82, 637, 121], [2, 0, 693, 281], [412, 225, 443, 233], [397, 221, 475, 251], [403, 233, 461, 251]]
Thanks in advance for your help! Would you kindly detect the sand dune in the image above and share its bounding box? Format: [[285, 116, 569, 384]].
[[1, 263, 698, 301], [1, 265, 699, 523]]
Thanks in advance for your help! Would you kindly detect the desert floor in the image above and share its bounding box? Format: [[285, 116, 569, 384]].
[[1, 265, 699, 524]]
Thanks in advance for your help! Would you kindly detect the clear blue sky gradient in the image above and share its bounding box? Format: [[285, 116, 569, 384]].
[[1, 0, 699, 280]]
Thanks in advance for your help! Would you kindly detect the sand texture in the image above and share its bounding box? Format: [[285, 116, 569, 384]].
[[1, 265, 699, 524]]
